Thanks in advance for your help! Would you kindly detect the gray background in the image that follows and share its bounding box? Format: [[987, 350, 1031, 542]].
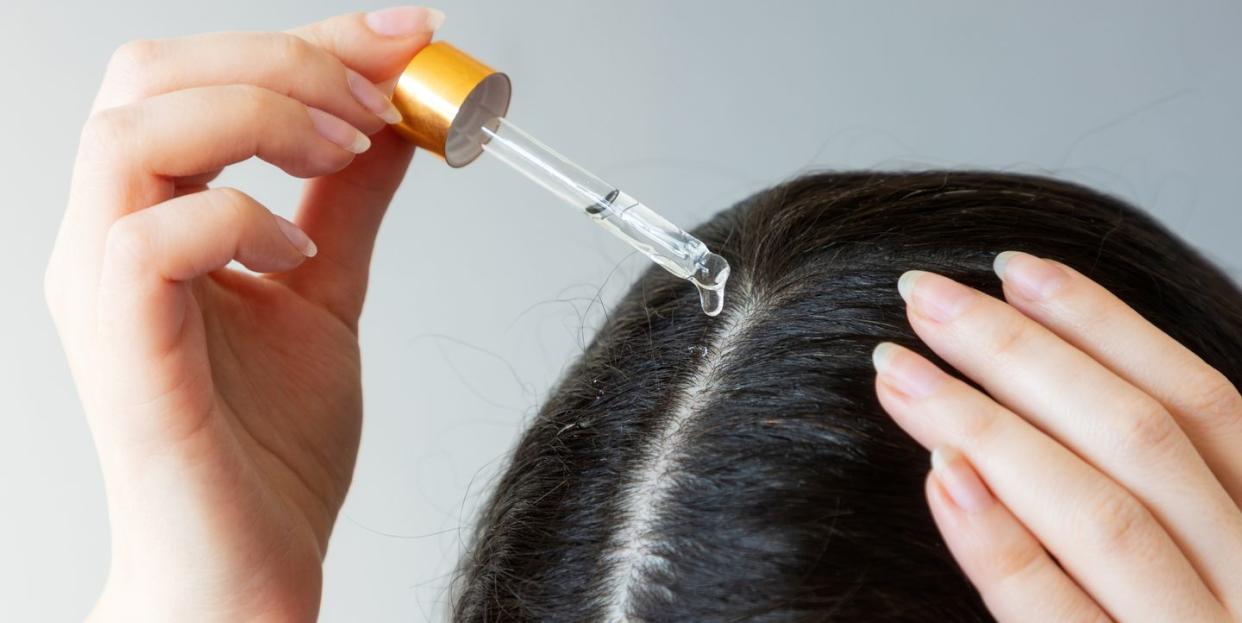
[[3, 0, 1239, 620]]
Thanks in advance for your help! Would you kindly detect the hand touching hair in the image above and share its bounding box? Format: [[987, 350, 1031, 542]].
[[456, 171, 1242, 622]]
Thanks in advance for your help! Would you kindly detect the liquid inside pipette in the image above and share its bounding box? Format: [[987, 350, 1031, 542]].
[[478, 117, 730, 316], [586, 189, 730, 316]]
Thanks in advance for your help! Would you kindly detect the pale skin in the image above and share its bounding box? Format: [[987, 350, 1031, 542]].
[[46, 6, 440, 621], [47, 7, 1242, 622], [876, 258, 1242, 621]]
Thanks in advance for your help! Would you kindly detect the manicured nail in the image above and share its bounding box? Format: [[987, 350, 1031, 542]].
[[346, 68, 402, 124], [871, 342, 944, 399], [994, 251, 1067, 301], [307, 107, 371, 154], [931, 446, 994, 513], [898, 270, 975, 322], [424, 8, 446, 31], [871, 341, 898, 371], [364, 6, 445, 37], [274, 215, 317, 257]]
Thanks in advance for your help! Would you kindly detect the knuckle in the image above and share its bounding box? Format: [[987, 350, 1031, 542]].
[[104, 216, 154, 268], [956, 400, 1004, 443], [213, 186, 251, 208], [988, 538, 1045, 584], [107, 39, 159, 74], [1184, 370, 1242, 432], [212, 187, 261, 222], [228, 84, 285, 125], [1083, 491, 1154, 557], [986, 314, 1037, 361], [1117, 397, 1180, 455], [104, 39, 160, 99], [80, 107, 135, 152], [229, 83, 270, 113], [273, 33, 316, 68]]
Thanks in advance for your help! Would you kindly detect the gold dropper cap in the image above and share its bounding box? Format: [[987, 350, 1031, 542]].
[[390, 41, 512, 167]]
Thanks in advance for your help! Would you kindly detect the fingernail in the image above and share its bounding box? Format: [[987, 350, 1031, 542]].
[[871, 342, 944, 399], [274, 215, 317, 258], [994, 251, 1067, 301], [898, 270, 975, 322], [871, 341, 898, 371], [425, 8, 446, 31], [307, 107, 371, 154], [346, 68, 402, 124], [365, 6, 445, 37], [931, 446, 994, 513]]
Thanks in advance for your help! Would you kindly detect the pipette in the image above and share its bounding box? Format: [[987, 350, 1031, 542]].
[[387, 42, 730, 316]]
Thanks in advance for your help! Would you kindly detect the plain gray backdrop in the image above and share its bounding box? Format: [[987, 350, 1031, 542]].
[[3, 0, 1239, 620]]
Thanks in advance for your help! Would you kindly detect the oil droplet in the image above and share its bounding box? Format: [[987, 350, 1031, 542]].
[[695, 285, 724, 316], [689, 252, 730, 317]]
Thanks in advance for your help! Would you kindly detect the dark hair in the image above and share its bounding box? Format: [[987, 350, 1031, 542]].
[[452, 171, 1242, 621]]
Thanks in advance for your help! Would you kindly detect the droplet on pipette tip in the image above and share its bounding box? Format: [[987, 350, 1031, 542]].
[[690, 252, 730, 317]]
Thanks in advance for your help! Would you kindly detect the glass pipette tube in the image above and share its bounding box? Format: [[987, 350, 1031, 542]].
[[480, 117, 730, 316]]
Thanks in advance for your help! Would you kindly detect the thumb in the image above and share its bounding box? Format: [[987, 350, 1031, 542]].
[[281, 7, 439, 328], [285, 129, 415, 328]]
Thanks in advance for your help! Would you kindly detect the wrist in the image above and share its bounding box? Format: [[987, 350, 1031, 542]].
[[88, 564, 323, 623]]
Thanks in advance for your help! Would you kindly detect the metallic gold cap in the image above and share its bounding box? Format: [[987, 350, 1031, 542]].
[[391, 41, 512, 167]]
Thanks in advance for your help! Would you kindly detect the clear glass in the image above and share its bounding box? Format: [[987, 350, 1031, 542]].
[[480, 117, 730, 316]]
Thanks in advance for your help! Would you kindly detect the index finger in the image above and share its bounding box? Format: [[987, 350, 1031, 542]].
[[994, 251, 1242, 503], [289, 7, 440, 84], [46, 86, 363, 343], [898, 268, 1242, 610]]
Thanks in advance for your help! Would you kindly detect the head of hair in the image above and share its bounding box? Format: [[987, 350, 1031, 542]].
[[452, 171, 1242, 621]]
